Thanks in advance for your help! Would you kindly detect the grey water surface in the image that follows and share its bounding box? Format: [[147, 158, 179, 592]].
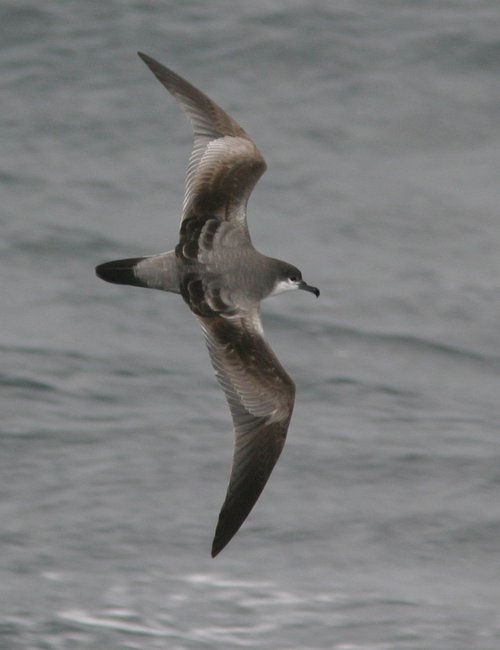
[[1, 1, 500, 648]]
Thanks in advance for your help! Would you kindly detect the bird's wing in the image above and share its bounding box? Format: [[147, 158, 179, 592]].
[[197, 310, 295, 557], [138, 53, 267, 228]]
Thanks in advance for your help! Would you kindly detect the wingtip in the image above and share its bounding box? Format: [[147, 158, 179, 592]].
[[210, 508, 239, 558], [210, 528, 224, 557], [210, 533, 229, 558], [209, 498, 253, 558], [137, 51, 176, 87], [137, 51, 152, 66]]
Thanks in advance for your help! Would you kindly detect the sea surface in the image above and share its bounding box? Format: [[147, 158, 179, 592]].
[[1, 1, 500, 648]]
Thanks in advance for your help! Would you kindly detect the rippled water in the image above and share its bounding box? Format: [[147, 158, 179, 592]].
[[2, 1, 500, 648]]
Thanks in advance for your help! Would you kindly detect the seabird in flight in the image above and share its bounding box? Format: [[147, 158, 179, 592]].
[[96, 53, 319, 557]]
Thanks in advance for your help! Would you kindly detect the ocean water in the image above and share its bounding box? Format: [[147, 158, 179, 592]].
[[1, 1, 500, 648]]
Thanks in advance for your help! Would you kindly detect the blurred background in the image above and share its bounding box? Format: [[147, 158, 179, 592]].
[[1, 1, 500, 648]]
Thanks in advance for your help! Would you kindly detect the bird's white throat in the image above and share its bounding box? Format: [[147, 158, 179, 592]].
[[270, 278, 300, 297]]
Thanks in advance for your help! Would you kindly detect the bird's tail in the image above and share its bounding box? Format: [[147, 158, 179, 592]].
[[95, 251, 181, 293], [96, 257, 148, 287]]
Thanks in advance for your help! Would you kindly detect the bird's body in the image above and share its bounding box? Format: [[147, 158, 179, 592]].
[[96, 53, 319, 557]]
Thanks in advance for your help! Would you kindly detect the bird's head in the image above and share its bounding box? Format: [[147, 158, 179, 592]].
[[271, 263, 320, 298]]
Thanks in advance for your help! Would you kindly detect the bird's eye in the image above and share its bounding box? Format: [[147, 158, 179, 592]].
[[289, 275, 298, 282]]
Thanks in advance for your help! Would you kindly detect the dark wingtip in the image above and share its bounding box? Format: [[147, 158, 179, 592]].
[[211, 521, 230, 558], [137, 51, 150, 64], [211, 524, 235, 558], [137, 51, 158, 74], [95, 257, 147, 287], [210, 476, 273, 558], [212, 506, 246, 557]]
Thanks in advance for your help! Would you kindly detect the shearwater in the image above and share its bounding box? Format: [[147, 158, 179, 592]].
[[96, 52, 319, 557]]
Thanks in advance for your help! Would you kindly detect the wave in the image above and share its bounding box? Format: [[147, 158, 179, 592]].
[[270, 311, 500, 371]]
